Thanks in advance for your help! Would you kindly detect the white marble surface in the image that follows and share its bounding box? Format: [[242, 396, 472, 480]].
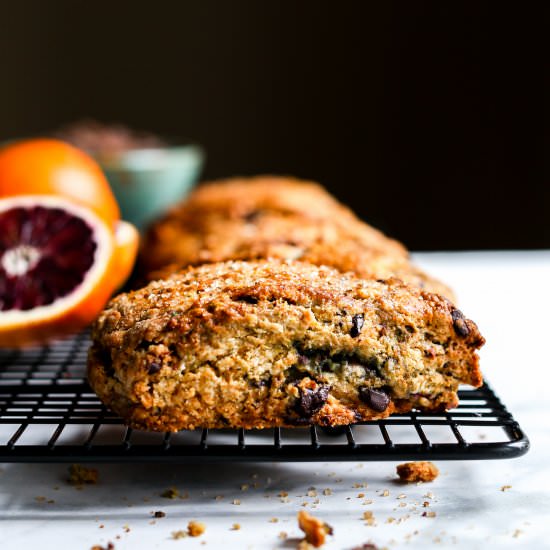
[[1, 251, 549, 550]]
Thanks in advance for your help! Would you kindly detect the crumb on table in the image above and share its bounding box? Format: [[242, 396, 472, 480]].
[[396, 461, 439, 483], [69, 464, 98, 485], [187, 521, 206, 537], [297, 510, 333, 548], [90, 543, 114, 550]]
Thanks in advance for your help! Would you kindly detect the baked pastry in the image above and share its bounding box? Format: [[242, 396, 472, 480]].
[[141, 176, 454, 300], [88, 260, 483, 431]]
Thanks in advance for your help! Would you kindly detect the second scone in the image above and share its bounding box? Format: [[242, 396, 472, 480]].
[[88, 260, 483, 431], [141, 176, 454, 300]]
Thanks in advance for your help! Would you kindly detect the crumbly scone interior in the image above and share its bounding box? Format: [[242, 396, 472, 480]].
[[88, 262, 482, 430]]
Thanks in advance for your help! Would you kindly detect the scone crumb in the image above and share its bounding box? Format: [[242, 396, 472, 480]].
[[230, 523, 241, 530], [240, 484, 249, 491], [69, 464, 98, 486], [171, 530, 187, 540], [278, 491, 289, 497], [161, 487, 179, 499], [381, 490, 390, 497], [501, 485, 512, 492], [90, 544, 114, 550], [188, 521, 206, 537], [232, 499, 241, 505], [363, 511, 376, 526], [357, 493, 365, 498], [397, 462, 439, 483], [269, 517, 279, 523], [422, 511, 437, 518], [279, 531, 288, 540], [297, 510, 333, 547], [323, 488, 332, 496], [153, 511, 166, 518]]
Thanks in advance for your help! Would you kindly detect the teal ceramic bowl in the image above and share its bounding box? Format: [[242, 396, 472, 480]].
[[99, 144, 204, 231]]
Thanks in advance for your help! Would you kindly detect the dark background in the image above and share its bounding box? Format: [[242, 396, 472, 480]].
[[0, 1, 544, 250]]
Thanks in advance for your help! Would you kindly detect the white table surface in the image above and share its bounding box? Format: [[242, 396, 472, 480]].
[[1, 251, 549, 550]]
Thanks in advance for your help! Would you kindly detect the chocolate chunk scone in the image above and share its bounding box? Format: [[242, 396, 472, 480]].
[[141, 176, 454, 300], [88, 261, 483, 431]]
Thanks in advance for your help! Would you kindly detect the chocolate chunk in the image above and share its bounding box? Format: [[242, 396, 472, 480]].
[[153, 511, 166, 518], [358, 387, 390, 412], [148, 361, 162, 374], [350, 314, 365, 338], [451, 308, 470, 337], [295, 384, 330, 417]]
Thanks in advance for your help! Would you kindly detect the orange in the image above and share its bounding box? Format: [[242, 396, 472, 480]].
[[0, 138, 120, 225], [0, 139, 138, 347]]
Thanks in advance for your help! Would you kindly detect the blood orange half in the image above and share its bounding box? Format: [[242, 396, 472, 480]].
[[0, 195, 128, 347]]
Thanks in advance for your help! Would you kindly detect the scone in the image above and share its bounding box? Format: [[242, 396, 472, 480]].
[[141, 176, 454, 300], [88, 260, 483, 431]]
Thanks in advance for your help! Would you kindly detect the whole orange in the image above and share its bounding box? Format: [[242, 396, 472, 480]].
[[0, 138, 120, 227]]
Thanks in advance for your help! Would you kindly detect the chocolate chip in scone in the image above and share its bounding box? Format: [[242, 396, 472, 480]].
[[359, 387, 390, 412], [451, 308, 470, 337], [350, 314, 364, 338], [295, 384, 330, 417], [147, 361, 162, 374]]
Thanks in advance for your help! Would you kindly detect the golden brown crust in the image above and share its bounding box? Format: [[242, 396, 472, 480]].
[[396, 461, 440, 483], [88, 260, 483, 431], [141, 176, 453, 300]]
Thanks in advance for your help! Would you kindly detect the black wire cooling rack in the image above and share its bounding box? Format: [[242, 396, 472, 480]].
[[0, 331, 529, 463]]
